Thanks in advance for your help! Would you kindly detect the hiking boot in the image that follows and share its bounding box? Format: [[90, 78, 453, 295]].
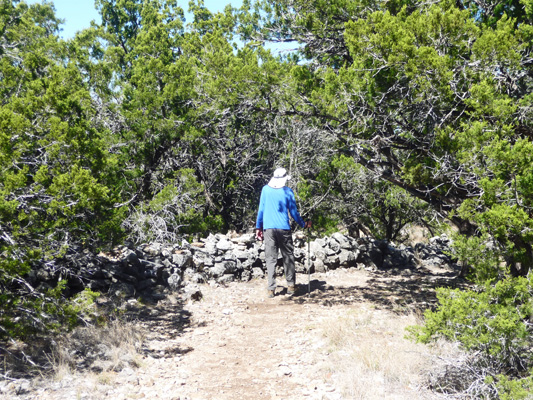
[[267, 290, 275, 298], [287, 285, 296, 295]]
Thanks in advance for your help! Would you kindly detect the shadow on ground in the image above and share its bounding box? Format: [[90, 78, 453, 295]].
[[122, 296, 194, 359], [0, 295, 194, 380], [288, 268, 470, 313]]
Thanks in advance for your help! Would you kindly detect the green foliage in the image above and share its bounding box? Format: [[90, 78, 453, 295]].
[[461, 0, 531, 27], [409, 274, 533, 396], [63, 287, 102, 328], [0, 277, 101, 340], [0, 0, 124, 341], [307, 154, 437, 240], [295, 167, 343, 234], [450, 233, 503, 282], [325, 0, 533, 277], [123, 169, 223, 242], [43, 282, 101, 332], [495, 373, 533, 400], [409, 276, 533, 387], [455, 200, 533, 276]]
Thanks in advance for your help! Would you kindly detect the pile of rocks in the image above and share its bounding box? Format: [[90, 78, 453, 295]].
[[28, 232, 457, 300]]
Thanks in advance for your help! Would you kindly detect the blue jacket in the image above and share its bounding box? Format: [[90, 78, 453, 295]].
[[256, 185, 305, 230]]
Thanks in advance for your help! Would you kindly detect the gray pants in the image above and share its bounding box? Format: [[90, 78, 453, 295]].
[[264, 229, 295, 291]]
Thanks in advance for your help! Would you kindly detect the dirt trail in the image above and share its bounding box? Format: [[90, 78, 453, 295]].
[[5, 266, 464, 400]]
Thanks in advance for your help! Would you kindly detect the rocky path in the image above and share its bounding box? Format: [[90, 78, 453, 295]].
[[4, 266, 464, 400]]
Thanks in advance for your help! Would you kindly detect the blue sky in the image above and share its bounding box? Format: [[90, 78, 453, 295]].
[[27, 0, 244, 38]]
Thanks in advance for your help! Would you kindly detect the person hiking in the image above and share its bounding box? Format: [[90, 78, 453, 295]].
[[255, 168, 311, 298]]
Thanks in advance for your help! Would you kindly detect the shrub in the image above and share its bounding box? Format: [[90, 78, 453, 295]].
[[408, 275, 533, 398], [123, 168, 222, 243]]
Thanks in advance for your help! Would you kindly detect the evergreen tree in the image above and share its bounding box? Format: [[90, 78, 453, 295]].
[[0, 0, 124, 338]]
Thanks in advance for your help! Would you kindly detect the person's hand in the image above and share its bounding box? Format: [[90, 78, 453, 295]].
[[305, 220, 312, 229], [256, 229, 264, 241]]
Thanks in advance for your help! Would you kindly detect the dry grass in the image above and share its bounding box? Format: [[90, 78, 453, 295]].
[[0, 319, 144, 399], [48, 319, 144, 378], [318, 304, 461, 399]]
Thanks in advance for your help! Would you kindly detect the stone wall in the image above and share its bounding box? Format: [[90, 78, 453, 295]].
[[26, 232, 456, 301]]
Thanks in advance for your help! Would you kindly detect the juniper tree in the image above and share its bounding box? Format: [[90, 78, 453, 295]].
[[0, 0, 124, 339]]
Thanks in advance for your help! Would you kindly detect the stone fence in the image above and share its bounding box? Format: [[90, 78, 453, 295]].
[[27, 232, 456, 301]]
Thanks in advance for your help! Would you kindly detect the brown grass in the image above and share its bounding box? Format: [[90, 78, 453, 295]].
[[48, 319, 144, 378], [318, 305, 460, 399]]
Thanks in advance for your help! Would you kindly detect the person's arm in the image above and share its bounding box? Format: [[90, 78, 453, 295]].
[[256, 187, 265, 240], [286, 188, 306, 228]]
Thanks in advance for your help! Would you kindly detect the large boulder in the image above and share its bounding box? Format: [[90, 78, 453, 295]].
[[172, 251, 193, 269], [338, 249, 357, 268], [168, 273, 181, 291], [356, 238, 386, 269], [331, 232, 352, 250]]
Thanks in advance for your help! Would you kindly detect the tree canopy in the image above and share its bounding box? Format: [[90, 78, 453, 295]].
[[238, 0, 533, 275]]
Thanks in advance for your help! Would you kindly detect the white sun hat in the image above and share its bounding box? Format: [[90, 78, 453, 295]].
[[268, 168, 291, 188]]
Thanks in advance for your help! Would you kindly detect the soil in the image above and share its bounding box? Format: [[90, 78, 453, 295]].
[[2, 265, 466, 400]]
